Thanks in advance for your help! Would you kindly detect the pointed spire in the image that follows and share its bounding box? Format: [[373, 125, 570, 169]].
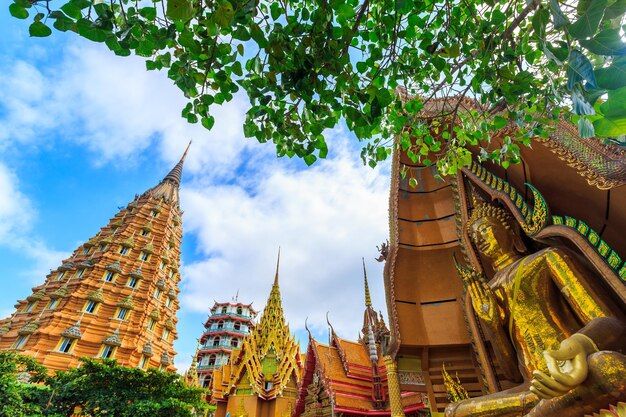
[[363, 257, 372, 307], [163, 141, 191, 187], [274, 247, 280, 286]]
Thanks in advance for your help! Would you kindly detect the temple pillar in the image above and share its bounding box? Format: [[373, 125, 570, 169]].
[[384, 355, 405, 417]]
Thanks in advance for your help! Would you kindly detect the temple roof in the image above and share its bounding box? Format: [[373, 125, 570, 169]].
[[209, 254, 303, 401]]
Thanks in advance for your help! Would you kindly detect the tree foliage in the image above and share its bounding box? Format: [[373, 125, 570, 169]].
[[0, 353, 207, 417], [9, 0, 626, 172]]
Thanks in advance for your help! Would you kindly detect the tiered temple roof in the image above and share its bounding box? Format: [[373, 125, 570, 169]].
[[293, 263, 425, 417], [0, 144, 190, 372], [210, 254, 303, 417]]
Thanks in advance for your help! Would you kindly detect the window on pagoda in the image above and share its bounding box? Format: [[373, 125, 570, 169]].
[[128, 277, 139, 288], [56, 271, 66, 281], [150, 210, 159, 217], [208, 355, 216, 366], [24, 301, 37, 313], [111, 226, 118, 234], [83, 247, 90, 255], [119, 246, 130, 255], [234, 322, 241, 330], [83, 300, 99, 314], [162, 328, 170, 341], [14, 335, 29, 349], [75, 269, 84, 279], [116, 308, 129, 320], [153, 288, 162, 299], [57, 337, 75, 353], [147, 318, 157, 331], [217, 321, 224, 329], [140, 252, 150, 261], [104, 271, 116, 282], [46, 299, 59, 310], [159, 364, 167, 371], [221, 306, 227, 314], [159, 261, 166, 270], [231, 338, 239, 347], [202, 377, 211, 388], [139, 355, 149, 369], [264, 381, 273, 391], [140, 229, 150, 237], [100, 344, 116, 359], [168, 270, 175, 279], [99, 244, 107, 252], [213, 337, 220, 346], [165, 297, 173, 308], [237, 306, 243, 315]]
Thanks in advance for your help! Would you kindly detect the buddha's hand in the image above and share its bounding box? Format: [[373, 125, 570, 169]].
[[530, 334, 599, 400], [465, 273, 499, 326]]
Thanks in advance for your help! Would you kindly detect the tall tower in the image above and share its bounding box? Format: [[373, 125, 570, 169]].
[[0, 145, 190, 372], [196, 299, 257, 387], [210, 253, 304, 417]]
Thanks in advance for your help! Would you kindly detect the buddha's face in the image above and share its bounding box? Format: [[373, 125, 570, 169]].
[[469, 217, 515, 259]]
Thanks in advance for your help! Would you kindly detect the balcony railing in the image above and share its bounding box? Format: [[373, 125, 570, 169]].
[[206, 327, 249, 334], [199, 343, 239, 350]]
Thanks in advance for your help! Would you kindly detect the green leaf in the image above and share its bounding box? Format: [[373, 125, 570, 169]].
[[593, 116, 626, 136], [493, 115, 508, 129], [76, 19, 106, 42], [61, 2, 82, 19], [166, 0, 194, 21], [408, 177, 418, 188], [572, 90, 595, 115], [595, 57, 626, 90], [569, 0, 607, 40], [579, 28, 626, 56], [604, 0, 626, 19], [549, 0, 568, 29], [139, 6, 157, 20], [29, 21, 52, 37], [303, 154, 317, 166], [9, 3, 29, 19], [567, 49, 597, 90], [578, 116, 595, 138], [52, 15, 75, 32], [201, 115, 215, 129], [599, 86, 626, 119]]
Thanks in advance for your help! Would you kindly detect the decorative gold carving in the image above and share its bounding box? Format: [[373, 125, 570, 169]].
[[384, 355, 406, 417], [442, 364, 469, 402]]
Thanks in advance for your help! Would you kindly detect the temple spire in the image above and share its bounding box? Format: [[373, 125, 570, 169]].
[[363, 257, 372, 307], [274, 247, 280, 286], [163, 141, 191, 187]]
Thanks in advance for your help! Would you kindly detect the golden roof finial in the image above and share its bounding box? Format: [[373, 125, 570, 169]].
[[442, 363, 469, 402], [362, 257, 372, 307], [274, 247, 280, 286]]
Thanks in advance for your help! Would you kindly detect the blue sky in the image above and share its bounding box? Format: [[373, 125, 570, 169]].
[[0, 8, 392, 371]]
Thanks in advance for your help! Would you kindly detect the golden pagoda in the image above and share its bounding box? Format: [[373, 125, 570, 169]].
[[210, 253, 304, 417], [0, 144, 191, 372]]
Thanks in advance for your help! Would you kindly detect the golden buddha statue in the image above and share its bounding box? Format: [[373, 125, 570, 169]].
[[446, 202, 626, 417]]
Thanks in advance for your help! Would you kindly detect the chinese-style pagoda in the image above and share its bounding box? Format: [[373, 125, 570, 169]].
[[0, 144, 191, 372], [196, 299, 257, 387]]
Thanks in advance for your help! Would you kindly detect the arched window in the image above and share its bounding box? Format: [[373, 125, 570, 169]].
[[217, 321, 224, 329], [213, 337, 220, 346], [221, 306, 227, 313], [236, 306, 243, 314], [208, 355, 216, 365], [234, 322, 241, 330], [232, 338, 239, 347]]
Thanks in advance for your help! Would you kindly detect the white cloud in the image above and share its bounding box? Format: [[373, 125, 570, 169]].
[[0, 37, 393, 367], [179, 128, 391, 340]]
